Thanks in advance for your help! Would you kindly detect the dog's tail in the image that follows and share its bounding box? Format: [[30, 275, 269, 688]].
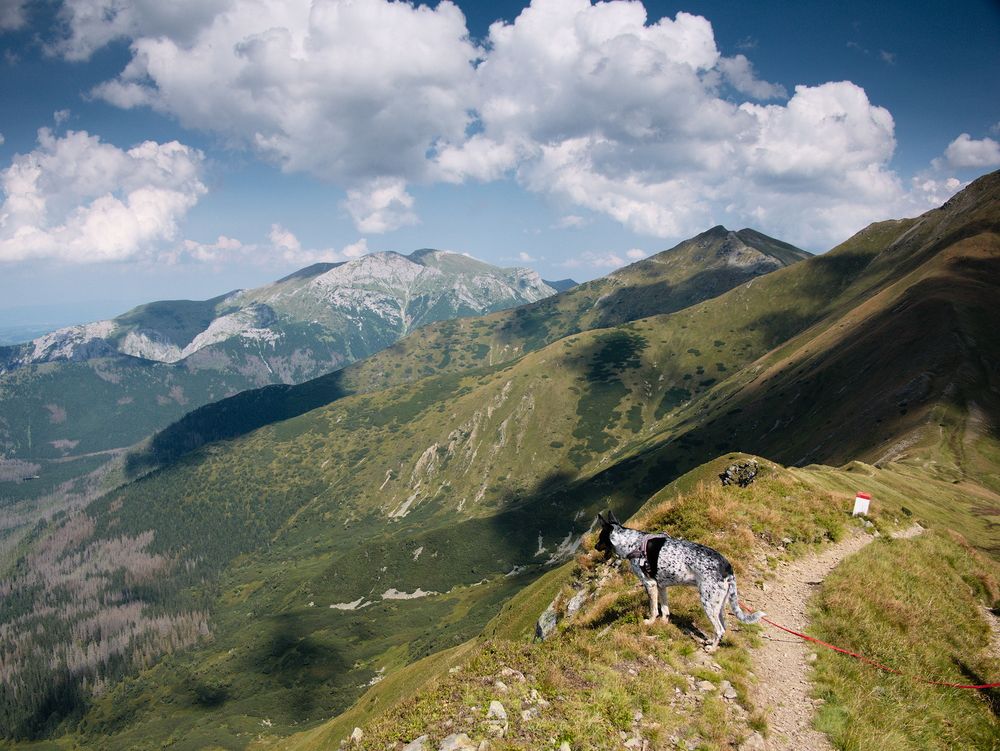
[[727, 577, 764, 624]]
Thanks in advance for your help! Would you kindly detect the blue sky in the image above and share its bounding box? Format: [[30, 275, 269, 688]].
[[1, 0, 998, 326]]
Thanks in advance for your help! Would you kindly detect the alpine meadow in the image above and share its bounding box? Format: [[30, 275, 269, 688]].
[[2, 2, 999, 751]]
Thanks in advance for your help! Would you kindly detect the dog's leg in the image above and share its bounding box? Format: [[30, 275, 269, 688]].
[[699, 582, 728, 652], [643, 580, 659, 625], [657, 583, 670, 621]]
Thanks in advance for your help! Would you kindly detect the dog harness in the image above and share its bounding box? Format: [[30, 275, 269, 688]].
[[625, 533, 669, 579]]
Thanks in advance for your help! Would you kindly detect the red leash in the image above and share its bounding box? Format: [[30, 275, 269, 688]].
[[741, 602, 1000, 690]]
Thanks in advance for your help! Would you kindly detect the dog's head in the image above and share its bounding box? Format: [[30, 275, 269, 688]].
[[594, 510, 620, 557]]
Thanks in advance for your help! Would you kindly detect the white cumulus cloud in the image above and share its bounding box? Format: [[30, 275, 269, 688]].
[[435, 1, 903, 247], [51, 0, 232, 60], [942, 133, 1000, 169], [716, 55, 786, 100], [52, 0, 976, 250], [181, 234, 244, 263], [89, 0, 477, 192], [0, 128, 206, 263], [343, 177, 419, 234], [181, 228, 369, 267]]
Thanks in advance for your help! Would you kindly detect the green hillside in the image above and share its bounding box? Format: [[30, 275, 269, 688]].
[[0, 173, 997, 749]]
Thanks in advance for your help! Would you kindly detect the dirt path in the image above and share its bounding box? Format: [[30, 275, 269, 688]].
[[748, 525, 923, 751]]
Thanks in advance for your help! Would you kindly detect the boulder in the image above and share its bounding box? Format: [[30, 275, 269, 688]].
[[535, 601, 558, 641]]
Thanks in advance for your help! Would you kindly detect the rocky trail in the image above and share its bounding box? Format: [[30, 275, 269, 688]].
[[747, 525, 924, 751]]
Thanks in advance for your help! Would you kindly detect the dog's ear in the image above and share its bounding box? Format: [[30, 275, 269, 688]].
[[597, 512, 607, 525], [609, 510, 621, 525]]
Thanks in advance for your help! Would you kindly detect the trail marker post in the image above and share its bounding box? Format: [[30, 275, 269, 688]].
[[852, 492, 871, 516]]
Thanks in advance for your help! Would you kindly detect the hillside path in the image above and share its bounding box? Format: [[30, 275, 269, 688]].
[[747, 525, 923, 751]]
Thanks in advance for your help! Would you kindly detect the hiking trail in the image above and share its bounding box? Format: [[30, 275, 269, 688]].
[[747, 524, 923, 751]]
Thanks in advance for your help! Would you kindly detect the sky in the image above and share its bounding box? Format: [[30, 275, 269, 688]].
[[0, 0, 998, 327]]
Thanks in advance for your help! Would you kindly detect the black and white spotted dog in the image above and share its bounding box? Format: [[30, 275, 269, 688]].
[[595, 511, 763, 650]]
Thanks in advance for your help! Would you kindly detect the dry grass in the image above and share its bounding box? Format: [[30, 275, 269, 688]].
[[811, 530, 1000, 751]]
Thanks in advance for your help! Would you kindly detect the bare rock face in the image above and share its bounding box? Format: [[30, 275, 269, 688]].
[[535, 601, 558, 641]]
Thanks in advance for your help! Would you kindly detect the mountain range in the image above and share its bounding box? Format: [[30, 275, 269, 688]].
[[1, 172, 997, 749], [0, 251, 561, 525]]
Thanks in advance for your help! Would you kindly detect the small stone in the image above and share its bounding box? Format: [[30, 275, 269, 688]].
[[739, 732, 766, 751], [485, 700, 508, 737], [721, 680, 738, 701], [500, 667, 526, 682], [633, 709, 644, 722], [806, 652, 818, 663], [494, 680, 509, 694], [349, 727, 363, 744], [402, 736, 430, 751], [560, 743, 572, 751], [439, 733, 477, 751], [448, 666, 461, 674], [487, 701, 507, 721], [477, 742, 491, 751], [781, 537, 793, 545], [624, 738, 642, 748], [566, 589, 589, 615], [521, 707, 539, 721], [696, 680, 716, 692]]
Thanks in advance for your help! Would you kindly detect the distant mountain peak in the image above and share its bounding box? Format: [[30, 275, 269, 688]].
[[1, 248, 559, 373]]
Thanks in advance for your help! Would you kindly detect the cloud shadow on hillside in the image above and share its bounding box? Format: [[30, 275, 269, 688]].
[[243, 612, 351, 721]]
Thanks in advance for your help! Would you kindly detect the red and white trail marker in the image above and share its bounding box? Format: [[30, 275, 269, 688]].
[[852, 492, 871, 517]]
